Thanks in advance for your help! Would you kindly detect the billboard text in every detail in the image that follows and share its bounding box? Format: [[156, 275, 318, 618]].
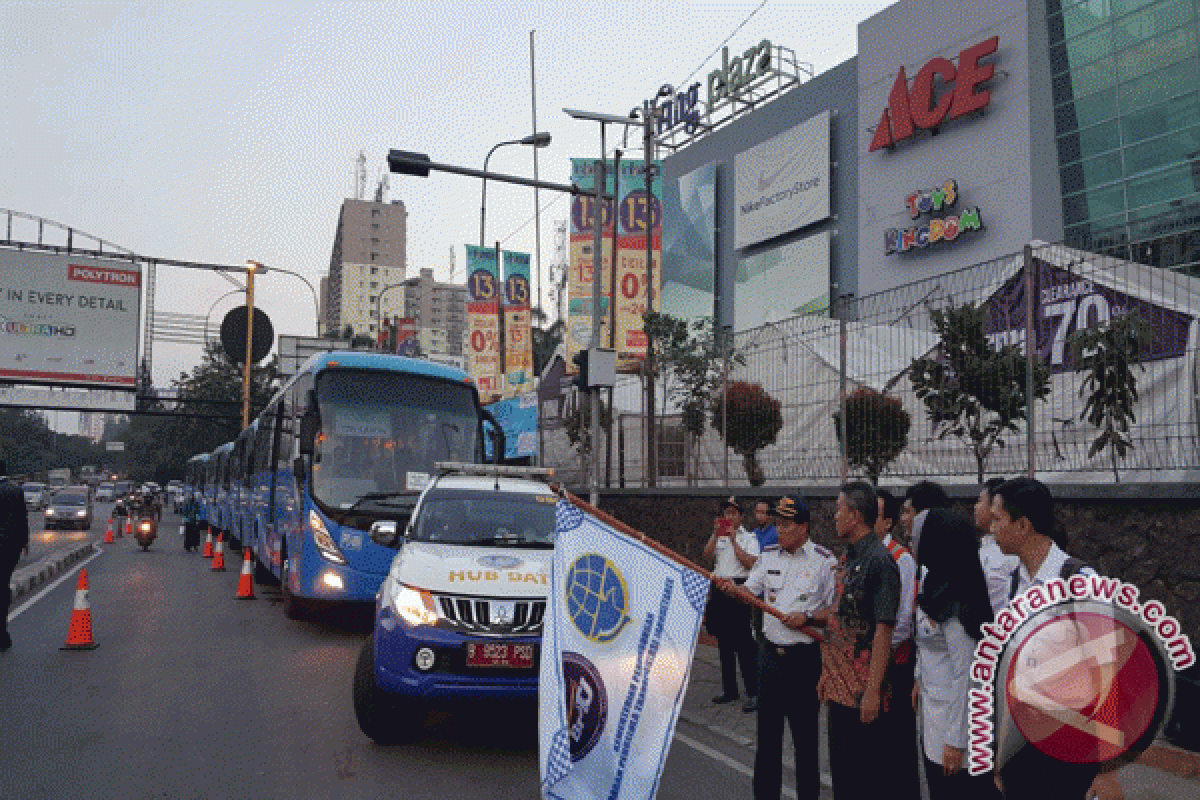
[[869, 37, 998, 152]]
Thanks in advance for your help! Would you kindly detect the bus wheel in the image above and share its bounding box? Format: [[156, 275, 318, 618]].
[[281, 556, 308, 620], [353, 636, 420, 745]]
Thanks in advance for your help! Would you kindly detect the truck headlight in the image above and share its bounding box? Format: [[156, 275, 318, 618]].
[[309, 510, 347, 565], [389, 584, 438, 627], [45, 508, 55, 515]]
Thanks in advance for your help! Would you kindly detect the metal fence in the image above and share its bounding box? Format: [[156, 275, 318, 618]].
[[545, 241, 1200, 488]]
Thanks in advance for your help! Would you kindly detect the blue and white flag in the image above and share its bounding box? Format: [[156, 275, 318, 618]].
[[540, 499, 710, 799]]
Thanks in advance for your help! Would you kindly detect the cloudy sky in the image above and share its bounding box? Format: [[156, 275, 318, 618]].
[[1, 0, 889, 403]]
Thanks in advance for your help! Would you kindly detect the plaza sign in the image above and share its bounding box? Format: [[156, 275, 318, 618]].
[[869, 37, 998, 152]]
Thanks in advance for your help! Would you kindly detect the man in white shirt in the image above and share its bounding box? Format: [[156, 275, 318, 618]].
[[990, 477, 1116, 800], [703, 497, 761, 711], [976, 477, 1021, 615], [718, 494, 836, 800]]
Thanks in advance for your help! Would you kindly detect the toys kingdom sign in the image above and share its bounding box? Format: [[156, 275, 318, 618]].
[[884, 179, 983, 254], [869, 37, 998, 152]]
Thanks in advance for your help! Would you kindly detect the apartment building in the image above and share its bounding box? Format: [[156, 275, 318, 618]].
[[324, 198, 408, 337]]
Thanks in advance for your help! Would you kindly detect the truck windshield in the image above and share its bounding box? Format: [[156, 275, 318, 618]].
[[312, 370, 482, 511], [412, 489, 556, 547]]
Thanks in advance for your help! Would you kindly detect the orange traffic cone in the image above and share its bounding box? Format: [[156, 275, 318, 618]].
[[61, 569, 99, 650], [211, 533, 226, 572], [236, 548, 256, 599], [202, 528, 214, 558], [103, 519, 115, 544], [123, 517, 133, 538]]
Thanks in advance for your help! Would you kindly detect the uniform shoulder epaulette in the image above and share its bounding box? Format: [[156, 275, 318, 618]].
[[813, 543, 834, 559]]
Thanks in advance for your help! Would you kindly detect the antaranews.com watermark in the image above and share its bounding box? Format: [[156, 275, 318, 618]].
[[968, 573, 1196, 775]]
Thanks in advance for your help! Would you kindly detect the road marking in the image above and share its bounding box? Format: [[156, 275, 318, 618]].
[[6, 546, 104, 623], [673, 730, 833, 795]]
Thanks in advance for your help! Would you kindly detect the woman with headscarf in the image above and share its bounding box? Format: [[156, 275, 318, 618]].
[[912, 508, 1001, 799]]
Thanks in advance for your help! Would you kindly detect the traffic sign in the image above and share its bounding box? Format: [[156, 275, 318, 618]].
[[220, 305, 274, 365]]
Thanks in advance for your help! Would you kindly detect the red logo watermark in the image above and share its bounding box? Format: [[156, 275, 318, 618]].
[[968, 576, 1192, 775]]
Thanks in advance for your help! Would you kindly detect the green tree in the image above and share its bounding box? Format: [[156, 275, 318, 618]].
[[0, 408, 105, 479], [832, 387, 912, 484], [644, 313, 744, 484], [1070, 312, 1153, 482], [712, 381, 783, 486], [532, 317, 564, 377], [909, 303, 1051, 482]]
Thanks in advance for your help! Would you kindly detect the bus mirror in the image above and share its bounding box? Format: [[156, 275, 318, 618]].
[[293, 456, 305, 484], [369, 520, 400, 548], [299, 412, 319, 455], [481, 409, 506, 465]]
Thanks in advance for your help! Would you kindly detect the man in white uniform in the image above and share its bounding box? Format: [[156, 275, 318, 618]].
[[975, 477, 1021, 615], [703, 497, 761, 711], [718, 494, 836, 800]]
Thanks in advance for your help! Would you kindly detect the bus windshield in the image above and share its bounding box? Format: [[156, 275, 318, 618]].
[[312, 369, 482, 510]]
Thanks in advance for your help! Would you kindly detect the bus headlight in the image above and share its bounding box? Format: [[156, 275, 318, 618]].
[[391, 584, 438, 628], [308, 510, 347, 565]]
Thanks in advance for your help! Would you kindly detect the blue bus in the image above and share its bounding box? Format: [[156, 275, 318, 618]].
[[206, 442, 233, 539], [229, 422, 257, 549], [244, 352, 501, 619]]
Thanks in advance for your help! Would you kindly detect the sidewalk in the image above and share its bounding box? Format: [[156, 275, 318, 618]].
[[682, 637, 1200, 799]]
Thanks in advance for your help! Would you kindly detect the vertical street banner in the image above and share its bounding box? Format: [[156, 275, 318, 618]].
[[395, 317, 419, 357], [503, 250, 534, 395], [539, 499, 709, 799], [485, 390, 539, 459], [615, 159, 662, 371], [465, 245, 501, 396], [566, 158, 614, 373]]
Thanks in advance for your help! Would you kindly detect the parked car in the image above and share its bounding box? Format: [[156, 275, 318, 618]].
[[23, 482, 49, 510], [44, 486, 94, 531]]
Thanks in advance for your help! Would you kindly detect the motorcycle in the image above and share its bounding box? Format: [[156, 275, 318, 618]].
[[133, 514, 158, 551]]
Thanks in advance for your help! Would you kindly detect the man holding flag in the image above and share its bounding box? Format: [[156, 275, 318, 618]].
[[716, 494, 837, 800]]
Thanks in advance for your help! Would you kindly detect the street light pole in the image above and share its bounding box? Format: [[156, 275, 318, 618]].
[[480, 132, 552, 246], [242, 262, 260, 429]]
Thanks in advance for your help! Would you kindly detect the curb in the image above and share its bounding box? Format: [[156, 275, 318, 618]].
[[8, 541, 97, 605]]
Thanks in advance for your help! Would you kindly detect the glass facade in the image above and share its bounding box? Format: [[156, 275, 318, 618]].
[[1048, 0, 1200, 272]]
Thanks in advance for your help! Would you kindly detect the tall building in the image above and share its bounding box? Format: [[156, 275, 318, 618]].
[[325, 198, 408, 337], [402, 267, 467, 356], [78, 412, 109, 443]]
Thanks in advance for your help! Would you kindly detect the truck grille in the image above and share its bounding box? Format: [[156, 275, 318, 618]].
[[433, 593, 546, 635]]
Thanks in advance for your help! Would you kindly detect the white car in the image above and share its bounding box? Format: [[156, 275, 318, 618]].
[[353, 465, 556, 744], [23, 482, 48, 510]]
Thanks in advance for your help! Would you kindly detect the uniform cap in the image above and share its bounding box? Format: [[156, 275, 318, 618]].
[[772, 494, 810, 524]]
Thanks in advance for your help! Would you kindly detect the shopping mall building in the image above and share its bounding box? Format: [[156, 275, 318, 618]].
[[658, 0, 1200, 332]]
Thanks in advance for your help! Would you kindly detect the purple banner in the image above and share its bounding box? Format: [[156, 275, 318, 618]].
[[983, 258, 1193, 374]]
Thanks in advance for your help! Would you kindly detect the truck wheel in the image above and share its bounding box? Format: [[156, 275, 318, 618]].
[[353, 636, 421, 745]]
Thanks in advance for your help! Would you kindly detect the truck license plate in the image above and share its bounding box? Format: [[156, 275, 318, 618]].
[[465, 642, 534, 669]]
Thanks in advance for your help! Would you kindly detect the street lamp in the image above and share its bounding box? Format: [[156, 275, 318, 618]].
[[480, 132, 552, 245], [241, 260, 268, 429], [203, 289, 244, 345]]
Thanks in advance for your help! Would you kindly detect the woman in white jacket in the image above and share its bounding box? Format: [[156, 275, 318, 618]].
[[912, 508, 1001, 799]]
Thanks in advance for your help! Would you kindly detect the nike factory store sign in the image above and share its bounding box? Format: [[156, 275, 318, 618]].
[[734, 110, 830, 250]]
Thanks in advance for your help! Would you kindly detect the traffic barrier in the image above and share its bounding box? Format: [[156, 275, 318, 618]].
[[103, 519, 115, 545], [235, 548, 255, 599], [202, 529, 214, 558], [211, 533, 226, 572], [61, 568, 99, 650]]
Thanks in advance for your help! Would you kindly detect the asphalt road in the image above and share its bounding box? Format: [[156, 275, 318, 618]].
[[2, 510, 760, 799]]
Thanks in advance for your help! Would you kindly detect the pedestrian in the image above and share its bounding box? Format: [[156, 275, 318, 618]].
[[899, 480, 950, 544], [0, 459, 32, 651], [911, 508, 1001, 799], [751, 499, 778, 551], [974, 477, 1020, 615], [716, 494, 836, 800], [702, 496, 760, 712], [875, 487, 922, 800], [182, 489, 202, 552], [989, 477, 1117, 800], [814, 480, 902, 799]]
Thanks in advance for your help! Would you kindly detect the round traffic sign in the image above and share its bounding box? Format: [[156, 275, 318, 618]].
[[220, 305, 274, 365]]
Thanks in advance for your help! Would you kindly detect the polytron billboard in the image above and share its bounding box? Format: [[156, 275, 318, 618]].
[[0, 250, 141, 388]]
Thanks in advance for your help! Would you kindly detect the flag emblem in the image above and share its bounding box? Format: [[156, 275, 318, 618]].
[[566, 553, 631, 644], [563, 651, 608, 761]]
